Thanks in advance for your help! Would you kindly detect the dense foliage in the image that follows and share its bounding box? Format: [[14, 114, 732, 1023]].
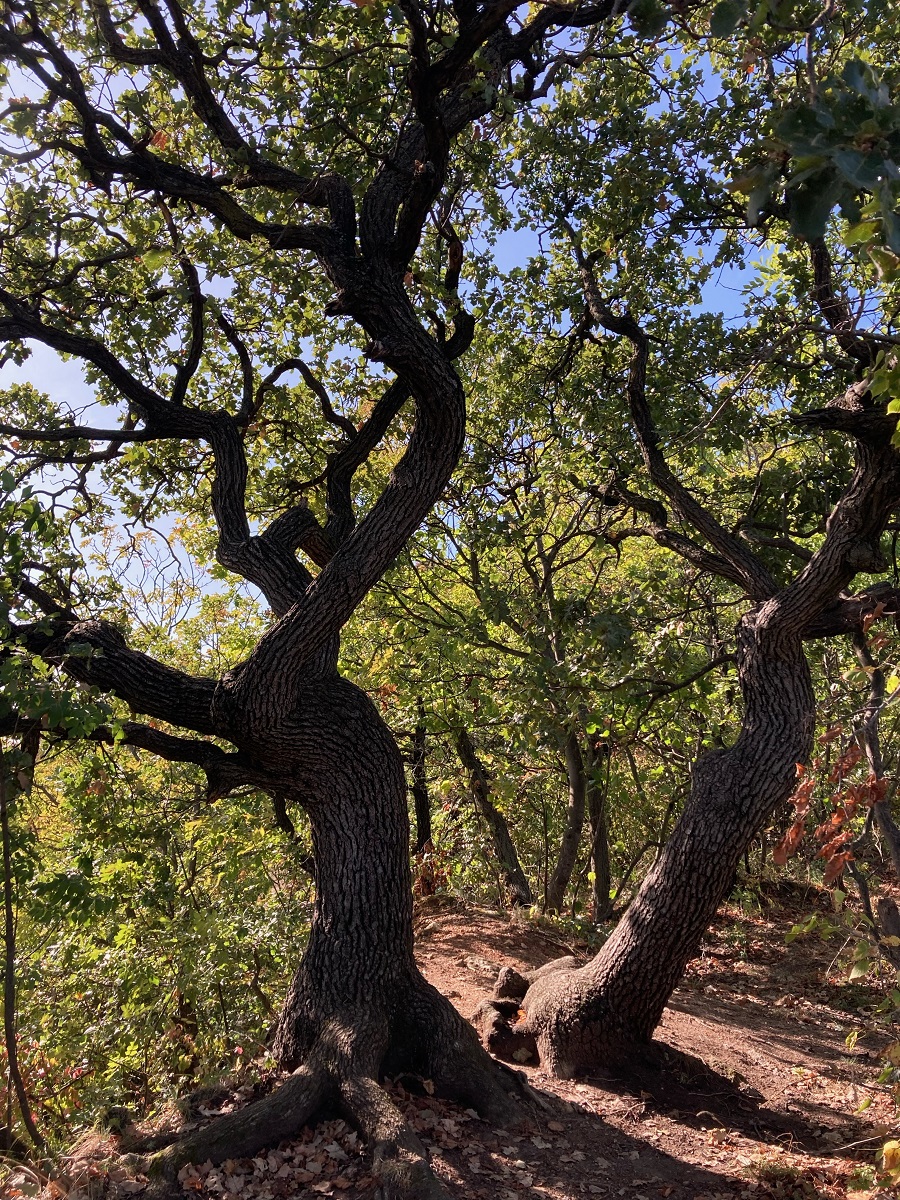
[[1, 0, 900, 1168]]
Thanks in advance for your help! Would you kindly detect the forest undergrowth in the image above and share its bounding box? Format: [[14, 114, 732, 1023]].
[[6, 870, 900, 1200]]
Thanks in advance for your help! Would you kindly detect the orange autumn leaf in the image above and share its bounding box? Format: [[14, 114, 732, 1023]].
[[828, 743, 862, 783], [865, 773, 890, 804], [814, 811, 846, 842], [818, 724, 843, 746], [817, 829, 853, 859], [823, 850, 854, 885], [773, 818, 807, 865]]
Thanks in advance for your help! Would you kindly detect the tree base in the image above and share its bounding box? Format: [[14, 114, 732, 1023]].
[[127, 978, 529, 1200]]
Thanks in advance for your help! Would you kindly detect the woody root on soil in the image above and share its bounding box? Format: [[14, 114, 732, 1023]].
[[123, 985, 535, 1200]]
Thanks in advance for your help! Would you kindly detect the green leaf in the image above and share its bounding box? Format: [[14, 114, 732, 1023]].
[[627, 0, 667, 37], [788, 176, 844, 241], [844, 219, 880, 247], [142, 248, 168, 271], [709, 0, 746, 36], [832, 149, 880, 190]]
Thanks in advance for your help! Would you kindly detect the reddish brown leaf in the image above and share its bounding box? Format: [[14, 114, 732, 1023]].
[[828, 743, 863, 783], [818, 725, 843, 746], [823, 850, 854, 884], [817, 830, 853, 859], [773, 818, 807, 865]]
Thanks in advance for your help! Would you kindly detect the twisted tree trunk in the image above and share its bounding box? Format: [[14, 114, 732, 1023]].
[[472, 255, 900, 1080], [520, 610, 813, 1072], [141, 680, 523, 1198]]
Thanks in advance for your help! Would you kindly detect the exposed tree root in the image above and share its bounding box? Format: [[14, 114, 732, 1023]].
[[339, 1074, 452, 1199], [474, 956, 581, 1068], [131, 1065, 328, 1199], [123, 991, 531, 1200], [397, 974, 531, 1125]]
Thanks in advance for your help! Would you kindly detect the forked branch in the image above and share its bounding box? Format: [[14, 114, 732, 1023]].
[[576, 257, 777, 601]]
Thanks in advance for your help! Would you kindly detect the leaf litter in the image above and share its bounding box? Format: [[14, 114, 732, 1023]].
[[11, 891, 900, 1199]]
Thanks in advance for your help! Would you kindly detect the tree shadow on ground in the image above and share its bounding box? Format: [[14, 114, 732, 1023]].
[[668, 991, 882, 1068], [575, 1038, 866, 1162]]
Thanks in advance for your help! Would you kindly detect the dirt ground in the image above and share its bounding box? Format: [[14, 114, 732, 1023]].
[[24, 884, 900, 1200]]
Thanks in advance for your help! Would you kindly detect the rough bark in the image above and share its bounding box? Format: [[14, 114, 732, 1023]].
[[520, 611, 814, 1074], [0, 0, 721, 1188], [455, 729, 532, 907], [6, 0, 899, 1164], [545, 730, 587, 913], [0, 746, 44, 1151], [130, 682, 525, 1198], [473, 256, 900, 1078]]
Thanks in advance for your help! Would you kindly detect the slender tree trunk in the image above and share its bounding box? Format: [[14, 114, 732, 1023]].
[[410, 703, 431, 854], [455, 729, 532, 907], [586, 741, 613, 922], [513, 611, 815, 1074], [0, 750, 43, 1151], [852, 631, 900, 875], [546, 730, 587, 913]]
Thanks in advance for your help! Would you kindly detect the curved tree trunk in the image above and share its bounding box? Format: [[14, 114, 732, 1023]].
[[266, 681, 522, 1101], [586, 741, 613, 923], [472, 273, 900, 1079], [455, 729, 532, 907], [142, 681, 524, 1199], [546, 730, 587, 913], [485, 610, 815, 1075]]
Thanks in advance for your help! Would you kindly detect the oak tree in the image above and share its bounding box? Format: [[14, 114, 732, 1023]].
[[3, 0, 900, 1194]]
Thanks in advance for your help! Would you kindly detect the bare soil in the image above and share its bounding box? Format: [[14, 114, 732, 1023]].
[[26, 884, 900, 1200]]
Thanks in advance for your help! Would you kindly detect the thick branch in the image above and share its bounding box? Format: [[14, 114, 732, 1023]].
[[809, 240, 874, 369], [772, 427, 900, 635], [59, 621, 218, 735], [325, 378, 409, 545], [0, 294, 312, 614], [99, 722, 272, 800], [208, 415, 313, 612], [802, 584, 900, 639], [262, 505, 335, 569], [0, 293, 204, 435]]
